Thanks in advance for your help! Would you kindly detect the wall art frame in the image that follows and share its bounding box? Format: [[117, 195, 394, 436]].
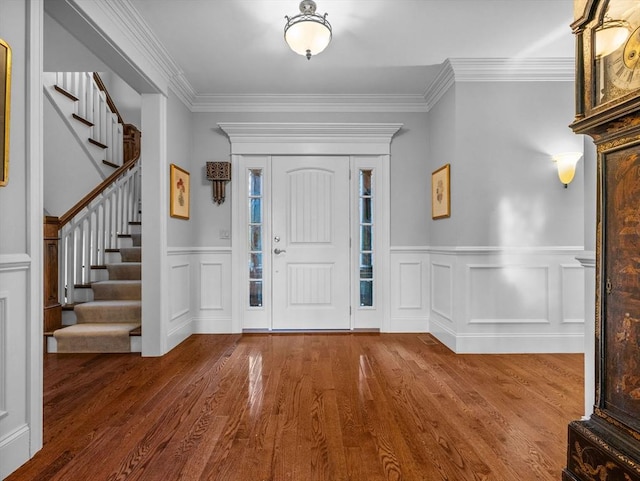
[[431, 163, 450, 219], [0, 38, 11, 187], [170, 163, 190, 219]]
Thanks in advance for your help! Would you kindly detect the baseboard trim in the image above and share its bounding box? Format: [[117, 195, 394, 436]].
[[386, 317, 429, 333], [192, 317, 234, 334], [454, 333, 584, 354], [167, 318, 193, 351], [0, 424, 30, 479]]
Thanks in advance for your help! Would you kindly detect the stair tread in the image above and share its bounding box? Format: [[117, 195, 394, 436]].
[[54, 85, 78, 101], [75, 300, 141, 307], [54, 322, 141, 336], [92, 280, 141, 285], [103, 160, 119, 168], [88, 138, 108, 149]]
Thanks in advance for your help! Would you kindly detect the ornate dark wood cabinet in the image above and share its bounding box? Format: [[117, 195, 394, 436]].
[[564, 1, 640, 480]]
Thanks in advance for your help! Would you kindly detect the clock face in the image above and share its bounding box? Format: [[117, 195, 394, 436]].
[[608, 26, 640, 90], [594, 1, 640, 106]]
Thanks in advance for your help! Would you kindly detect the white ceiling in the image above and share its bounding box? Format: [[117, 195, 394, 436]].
[[127, 0, 576, 98]]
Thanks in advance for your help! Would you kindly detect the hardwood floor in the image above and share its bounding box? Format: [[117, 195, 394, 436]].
[[7, 334, 583, 481]]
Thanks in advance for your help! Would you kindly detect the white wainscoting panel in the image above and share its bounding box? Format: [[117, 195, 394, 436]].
[[0, 255, 31, 479], [0, 292, 6, 420], [168, 248, 233, 337], [389, 250, 429, 332], [468, 265, 549, 323], [167, 258, 191, 351], [170, 262, 190, 321], [200, 262, 224, 310], [427, 247, 585, 353], [561, 264, 586, 324], [431, 262, 453, 322]]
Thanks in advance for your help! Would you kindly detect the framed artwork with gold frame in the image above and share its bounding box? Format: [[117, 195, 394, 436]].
[[431, 164, 450, 219], [170, 164, 190, 219], [0, 38, 11, 187]]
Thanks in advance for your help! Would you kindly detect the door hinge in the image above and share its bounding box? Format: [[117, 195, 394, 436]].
[[350, 306, 352, 316]]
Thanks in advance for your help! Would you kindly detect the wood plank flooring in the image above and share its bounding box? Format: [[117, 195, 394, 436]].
[[7, 334, 583, 481]]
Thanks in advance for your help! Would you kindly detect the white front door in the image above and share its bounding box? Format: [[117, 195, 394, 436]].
[[271, 156, 351, 329]]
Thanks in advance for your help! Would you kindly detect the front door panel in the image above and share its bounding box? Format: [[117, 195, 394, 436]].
[[271, 156, 350, 329]]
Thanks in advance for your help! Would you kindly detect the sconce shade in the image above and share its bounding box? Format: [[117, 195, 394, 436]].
[[284, 0, 332, 60], [552, 152, 582, 187], [206, 161, 231, 205]]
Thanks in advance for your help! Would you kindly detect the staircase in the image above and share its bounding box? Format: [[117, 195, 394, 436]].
[[53, 231, 142, 353], [44, 71, 142, 354]]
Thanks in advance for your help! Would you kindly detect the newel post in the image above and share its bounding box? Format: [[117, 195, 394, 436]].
[[43, 216, 62, 335]]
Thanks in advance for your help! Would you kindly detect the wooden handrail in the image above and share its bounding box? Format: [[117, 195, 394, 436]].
[[93, 72, 124, 125], [59, 157, 139, 227]]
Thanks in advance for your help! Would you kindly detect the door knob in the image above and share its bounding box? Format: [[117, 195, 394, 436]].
[[274, 248, 286, 255]]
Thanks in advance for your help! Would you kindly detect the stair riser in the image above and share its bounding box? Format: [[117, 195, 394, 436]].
[[93, 282, 141, 301], [129, 224, 141, 235], [47, 335, 141, 353], [104, 251, 122, 264], [62, 310, 77, 326], [117, 237, 134, 249], [107, 264, 141, 280], [72, 288, 94, 303], [75, 303, 141, 323], [90, 269, 109, 283], [120, 247, 142, 263]]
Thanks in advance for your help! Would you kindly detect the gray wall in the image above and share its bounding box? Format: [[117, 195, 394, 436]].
[[187, 111, 430, 248], [428, 80, 583, 248], [0, 5, 27, 253], [43, 12, 108, 73], [167, 88, 195, 247]]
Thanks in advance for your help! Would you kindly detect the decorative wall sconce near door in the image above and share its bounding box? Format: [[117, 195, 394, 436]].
[[206, 161, 231, 204], [552, 152, 582, 188]]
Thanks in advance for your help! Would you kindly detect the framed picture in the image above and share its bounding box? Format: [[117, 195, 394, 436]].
[[0, 39, 11, 187], [170, 164, 190, 219], [431, 164, 450, 219]]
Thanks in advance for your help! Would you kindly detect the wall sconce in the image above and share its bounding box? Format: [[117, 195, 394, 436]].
[[552, 152, 582, 188], [206, 161, 231, 204]]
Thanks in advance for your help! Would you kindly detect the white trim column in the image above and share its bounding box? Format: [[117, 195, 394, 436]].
[[141, 93, 169, 355], [27, 0, 44, 457]]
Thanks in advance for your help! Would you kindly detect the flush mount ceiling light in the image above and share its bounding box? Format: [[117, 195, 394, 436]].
[[284, 0, 332, 60]]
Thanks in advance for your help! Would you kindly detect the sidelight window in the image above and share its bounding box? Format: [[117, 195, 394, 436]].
[[248, 169, 263, 307], [359, 169, 373, 306]]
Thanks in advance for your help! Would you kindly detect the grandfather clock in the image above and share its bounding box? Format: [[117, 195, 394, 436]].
[[564, 1, 640, 480]]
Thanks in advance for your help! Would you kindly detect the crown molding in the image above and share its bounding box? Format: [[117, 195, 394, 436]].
[[424, 60, 456, 111], [191, 94, 428, 113], [448, 57, 575, 82], [423, 57, 574, 111], [91, 0, 182, 85]]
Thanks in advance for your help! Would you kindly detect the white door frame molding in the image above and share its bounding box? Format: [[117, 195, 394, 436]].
[[219, 123, 402, 333]]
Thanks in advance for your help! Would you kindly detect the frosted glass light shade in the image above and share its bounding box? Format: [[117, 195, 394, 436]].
[[284, 0, 332, 60], [553, 152, 583, 186], [285, 20, 331, 57]]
